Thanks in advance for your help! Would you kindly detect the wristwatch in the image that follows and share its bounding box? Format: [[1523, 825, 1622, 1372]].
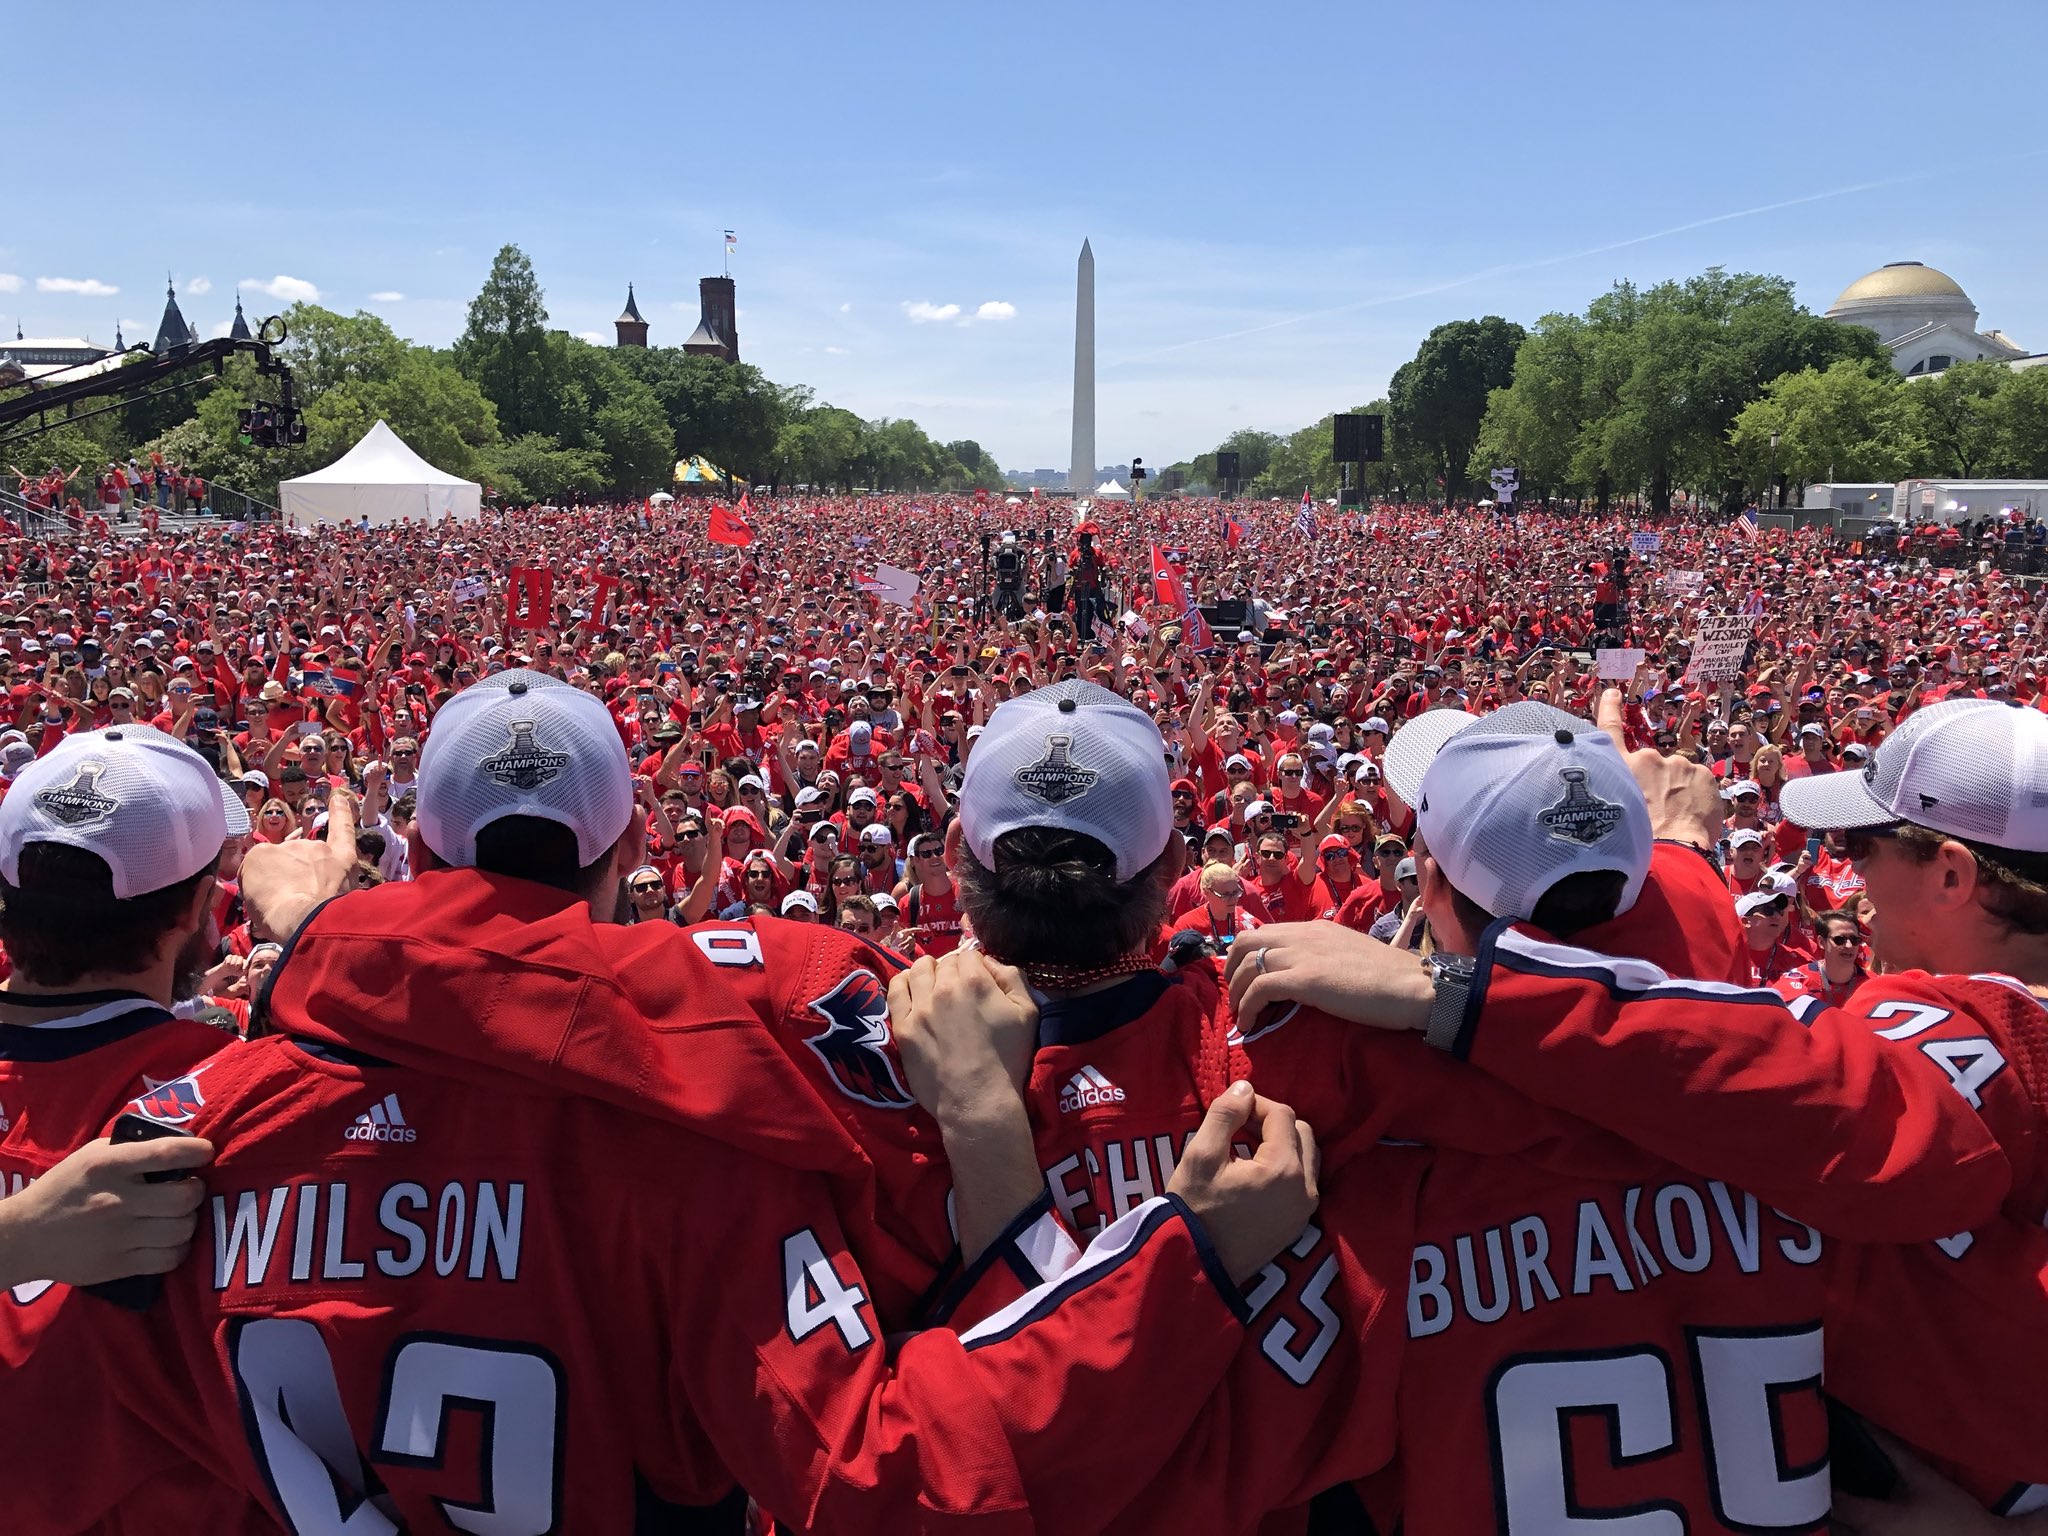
[[1421, 951, 1478, 1054]]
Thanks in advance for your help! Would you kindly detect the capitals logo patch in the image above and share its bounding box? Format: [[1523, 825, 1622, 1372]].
[[1537, 768, 1623, 847], [129, 1066, 210, 1126], [34, 761, 118, 826], [1012, 733, 1098, 807], [480, 721, 568, 792], [804, 970, 915, 1111]]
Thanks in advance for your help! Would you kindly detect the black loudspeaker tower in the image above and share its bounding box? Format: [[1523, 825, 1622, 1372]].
[[1215, 451, 1241, 482], [1334, 414, 1386, 463], [1360, 414, 1385, 463], [1338, 489, 1363, 508]]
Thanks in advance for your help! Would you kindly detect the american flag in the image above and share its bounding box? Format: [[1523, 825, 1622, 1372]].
[[1295, 487, 1317, 538], [1735, 509, 1758, 539]]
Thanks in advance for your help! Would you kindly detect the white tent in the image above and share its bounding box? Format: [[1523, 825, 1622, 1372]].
[[279, 419, 481, 526], [1092, 479, 1131, 501]]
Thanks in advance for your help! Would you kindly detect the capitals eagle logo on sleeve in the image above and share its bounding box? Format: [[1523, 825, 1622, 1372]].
[[804, 970, 916, 1111]]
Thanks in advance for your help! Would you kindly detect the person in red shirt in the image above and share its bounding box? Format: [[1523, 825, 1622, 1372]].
[[1773, 907, 1872, 1007], [1245, 829, 1320, 925], [0, 669, 1317, 1534], [1308, 832, 1361, 918], [1735, 885, 1814, 983], [1234, 697, 2048, 1513]]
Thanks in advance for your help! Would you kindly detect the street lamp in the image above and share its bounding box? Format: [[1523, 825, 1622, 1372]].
[[1768, 429, 1781, 510]]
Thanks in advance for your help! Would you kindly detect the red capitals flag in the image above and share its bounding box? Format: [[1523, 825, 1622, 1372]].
[[1222, 514, 1244, 550], [709, 502, 755, 548], [1149, 545, 1214, 650]]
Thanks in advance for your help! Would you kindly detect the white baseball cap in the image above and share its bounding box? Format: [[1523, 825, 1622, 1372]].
[[1415, 715, 1651, 923], [0, 724, 237, 897], [1382, 700, 1598, 807], [1720, 778, 1763, 800], [957, 679, 1174, 882], [1781, 698, 2048, 853], [847, 787, 880, 807], [1736, 887, 1792, 917], [780, 889, 819, 914], [859, 823, 894, 846], [415, 668, 635, 869], [1727, 828, 1766, 850]]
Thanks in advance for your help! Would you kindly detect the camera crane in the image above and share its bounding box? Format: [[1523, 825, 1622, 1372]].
[[0, 315, 302, 453]]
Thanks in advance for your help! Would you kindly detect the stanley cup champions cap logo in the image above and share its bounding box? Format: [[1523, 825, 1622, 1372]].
[[1538, 768, 1623, 847], [480, 721, 569, 792], [34, 761, 119, 826], [1013, 733, 1099, 806]]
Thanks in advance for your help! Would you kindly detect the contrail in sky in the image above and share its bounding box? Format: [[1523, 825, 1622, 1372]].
[[1107, 152, 2048, 368]]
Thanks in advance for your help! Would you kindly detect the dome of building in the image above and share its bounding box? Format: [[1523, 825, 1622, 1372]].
[[1829, 261, 1969, 310]]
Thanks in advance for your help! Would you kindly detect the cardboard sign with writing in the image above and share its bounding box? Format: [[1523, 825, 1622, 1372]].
[[1687, 615, 1755, 682], [1596, 647, 1646, 681]]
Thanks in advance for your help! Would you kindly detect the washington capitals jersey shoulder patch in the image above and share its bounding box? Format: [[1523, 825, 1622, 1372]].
[[804, 970, 916, 1111], [128, 1065, 210, 1126]]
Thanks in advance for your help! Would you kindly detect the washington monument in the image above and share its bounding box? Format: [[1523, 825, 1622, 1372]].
[[1069, 239, 1095, 498]]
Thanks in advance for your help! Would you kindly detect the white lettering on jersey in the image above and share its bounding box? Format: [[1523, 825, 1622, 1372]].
[[1409, 1179, 1823, 1336], [214, 1182, 526, 1291]]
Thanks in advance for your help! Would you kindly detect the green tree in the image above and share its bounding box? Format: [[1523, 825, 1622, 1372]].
[[455, 244, 552, 439], [1729, 361, 1923, 490], [1904, 361, 2009, 478], [616, 348, 784, 480], [479, 433, 607, 502], [1469, 270, 1886, 510], [1215, 428, 1283, 487], [1388, 317, 1526, 500], [1990, 365, 2048, 477]]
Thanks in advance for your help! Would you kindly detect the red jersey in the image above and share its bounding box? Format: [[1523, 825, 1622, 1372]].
[[0, 996, 229, 1343], [0, 997, 260, 1533], [81, 870, 1250, 1534], [902, 877, 963, 957]]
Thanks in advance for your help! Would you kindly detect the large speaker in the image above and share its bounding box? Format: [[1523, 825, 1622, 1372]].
[[1215, 451, 1241, 482], [1334, 414, 1385, 463]]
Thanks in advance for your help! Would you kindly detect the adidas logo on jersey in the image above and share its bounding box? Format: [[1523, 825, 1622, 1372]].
[[0, 1102, 10, 1133], [344, 1093, 417, 1144], [1058, 1066, 1125, 1113]]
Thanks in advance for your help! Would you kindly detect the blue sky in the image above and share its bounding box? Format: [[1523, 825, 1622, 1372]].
[[9, 0, 2045, 470]]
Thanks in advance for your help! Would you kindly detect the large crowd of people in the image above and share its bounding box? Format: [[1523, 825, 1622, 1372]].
[[0, 487, 2044, 1531]]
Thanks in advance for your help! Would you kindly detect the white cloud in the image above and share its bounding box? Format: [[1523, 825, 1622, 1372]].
[[0, 274, 20, 294], [186, 277, 212, 296], [975, 300, 1016, 321], [576, 330, 605, 343], [825, 345, 850, 355], [242, 274, 320, 303], [903, 300, 961, 324], [838, 302, 852, 313], [208, 321, 233, 339], [367, 290, 405, 302], [37, 276, 119, 297]]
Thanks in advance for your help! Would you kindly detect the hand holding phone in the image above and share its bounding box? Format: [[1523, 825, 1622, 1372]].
[[76, 1114, 210, 1311]]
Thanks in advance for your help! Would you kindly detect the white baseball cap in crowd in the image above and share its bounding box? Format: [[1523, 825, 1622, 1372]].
[[870, 892, 898, 912], [1736, 888, 1792, 918], [1242, 799, 1273, 820], [957, 679, 1174, 882], [794, 786, 827, 809], [1382, 709, 1478, 804], [781, 889, 819, 914], [1781, 697, 2048, 853], [1382, 700, 1600, 807], [415, 668, 635, 869], [0, 724, 238, 897], [1414, 713, 1652, 923], [859, 823, 893, 846], [1362, 716, 1392, 735], [847, 787, 879, 807], [1728, 828, 1766, 850], [1721, 778, 1763, 800]]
